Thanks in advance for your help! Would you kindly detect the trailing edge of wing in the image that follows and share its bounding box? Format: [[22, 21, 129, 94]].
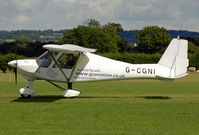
[[43, 44, 97, 53]]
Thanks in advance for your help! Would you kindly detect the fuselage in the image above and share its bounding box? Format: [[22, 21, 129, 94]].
[[7, 39, 188, 98], [8, 52, 174, 82]]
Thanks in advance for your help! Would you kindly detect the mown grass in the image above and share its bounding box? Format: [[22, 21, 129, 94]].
[[0, 72, 199, 135]]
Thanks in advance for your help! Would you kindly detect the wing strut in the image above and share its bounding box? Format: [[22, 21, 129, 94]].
[[47, 80, 65, 91], [48, 50, 69, 82]]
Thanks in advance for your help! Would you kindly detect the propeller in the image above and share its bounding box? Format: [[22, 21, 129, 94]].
[[14, 49, 18, 85]]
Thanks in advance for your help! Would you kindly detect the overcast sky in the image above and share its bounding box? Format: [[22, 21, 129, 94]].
[[1, 0, 199, 31]]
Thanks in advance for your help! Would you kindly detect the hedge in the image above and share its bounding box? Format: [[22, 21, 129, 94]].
[[101, 53, 161, 64], [101, 52, 199, 69], [0, 53, 27, 73]]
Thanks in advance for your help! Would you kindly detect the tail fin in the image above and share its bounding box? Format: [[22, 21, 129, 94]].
[[158, 38, 189, 79]]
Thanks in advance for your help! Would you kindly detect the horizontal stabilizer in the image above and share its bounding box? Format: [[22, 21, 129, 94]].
[[156, 73, 188, 80]]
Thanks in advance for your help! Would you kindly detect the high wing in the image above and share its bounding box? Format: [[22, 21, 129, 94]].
[[43, 44, 97, 53]]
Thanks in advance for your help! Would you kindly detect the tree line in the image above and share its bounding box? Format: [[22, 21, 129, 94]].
[[0, 29, 68, 43], [1, 19, 199, 72]]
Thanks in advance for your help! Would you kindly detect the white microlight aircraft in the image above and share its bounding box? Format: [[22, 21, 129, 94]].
[[8, 38, 188, 98]]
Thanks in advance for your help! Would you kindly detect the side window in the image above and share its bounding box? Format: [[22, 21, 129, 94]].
[[58, 53, 77, 69]]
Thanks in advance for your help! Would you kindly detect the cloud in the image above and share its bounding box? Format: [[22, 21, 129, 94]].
[[0, 0, 199, 31], [12, 0, 40, 11], [14, 15, 28, 23]]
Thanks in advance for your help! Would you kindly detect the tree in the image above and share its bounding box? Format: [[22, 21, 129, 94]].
[[134, 26, 171, 54], [83, 18, 101, 28], [189, 51, 199, 69], [186, 37, 199, 46], [105, 23, 124, 32], [0, 55, 7, 73], [103, 23, 127, 52], [59, 20, 121, 53], [188, 41, 199, 53], [0, 53, 27, 73], [15, 36, 32, 48]]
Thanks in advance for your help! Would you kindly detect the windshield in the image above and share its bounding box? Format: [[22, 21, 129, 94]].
[[36, 51, 55, 67], [37, 51, 50, 60]]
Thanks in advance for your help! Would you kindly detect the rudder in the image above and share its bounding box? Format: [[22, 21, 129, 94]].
[[158, 38, 188, 78]]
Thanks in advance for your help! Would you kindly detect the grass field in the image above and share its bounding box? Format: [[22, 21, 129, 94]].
[[0, 72, 199, 135]]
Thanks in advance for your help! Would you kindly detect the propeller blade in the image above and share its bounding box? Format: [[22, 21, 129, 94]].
[[14, 67, 17, 85], [14, 50, 18, 85]]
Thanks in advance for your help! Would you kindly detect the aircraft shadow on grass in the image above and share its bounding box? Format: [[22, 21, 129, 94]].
[[11, 95, 171, 103], [12, 95, 63, 103], [77, 96, 171, 100], [136, 96, 171, 100]]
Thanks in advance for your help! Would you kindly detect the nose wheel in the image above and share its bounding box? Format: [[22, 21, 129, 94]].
[[20, 81, 37, 98], [21, 94, 31, 98]]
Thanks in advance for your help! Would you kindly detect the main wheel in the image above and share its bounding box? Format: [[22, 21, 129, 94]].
[[21, 94, 31, 98]]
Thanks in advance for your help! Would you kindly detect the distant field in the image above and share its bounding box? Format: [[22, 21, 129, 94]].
[[0, 72, 199, 135]]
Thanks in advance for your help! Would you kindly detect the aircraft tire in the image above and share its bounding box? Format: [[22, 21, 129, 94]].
[[21, 94, 31, 98]]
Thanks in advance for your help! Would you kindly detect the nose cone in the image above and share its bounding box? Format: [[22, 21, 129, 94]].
[[8, 60, 17, 68]]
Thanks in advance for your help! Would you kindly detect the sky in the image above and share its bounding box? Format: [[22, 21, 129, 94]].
[[0, 0, 199, 31]]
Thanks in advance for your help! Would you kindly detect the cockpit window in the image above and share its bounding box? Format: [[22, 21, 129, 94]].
[[37, 51, 77, 69], [37, 51, 50, 60], [57, 53, 77, 69]]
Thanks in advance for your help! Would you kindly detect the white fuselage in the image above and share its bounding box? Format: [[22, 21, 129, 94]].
[[9, 52, 174, 82], [7, 39, 188, 98]]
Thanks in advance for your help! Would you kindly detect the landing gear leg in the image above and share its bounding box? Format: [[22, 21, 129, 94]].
[[47, 81, 81, 98], [20, 80, 37, 98], [68, 82, 72, 89], [26, 81, 33, 89]]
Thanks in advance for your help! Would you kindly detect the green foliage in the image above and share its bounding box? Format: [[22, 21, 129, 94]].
[[59, 19, 128, 53], [0, 53, 27, 73], [0, 29, 68, 43], [189, 51, 199, 69], [188, 41, 199, 53], [0, 55, 7, 73], [103, 23, 127, 52], [59, 19, 126, 53], [186, 37, 199, 46], [16, 36, 32, 44], [59, 25, 118, 53], [1, 21, 199, 70], [0, 41, 48, 57], [101, 50, 199, 69], [104, 23, 123, 32], [134, 26, 171, 54], [83, 18, 101, 28], [15, 36, 32, 48]]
